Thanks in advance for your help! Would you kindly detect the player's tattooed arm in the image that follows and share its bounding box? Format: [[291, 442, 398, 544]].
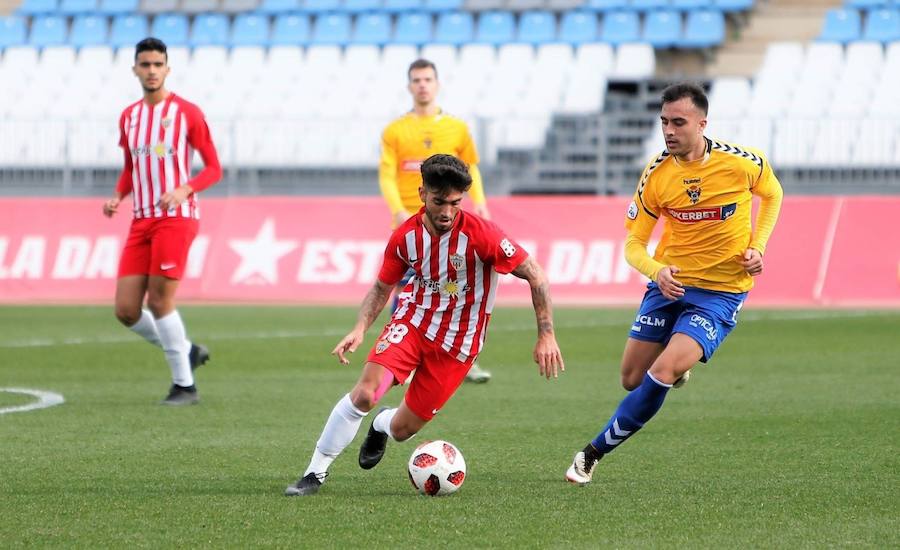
[[357, 279, 394, 331], [512, 257, 554, 336]]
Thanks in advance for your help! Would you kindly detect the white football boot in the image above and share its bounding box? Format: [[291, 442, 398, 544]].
[[565, 450, 599, 486]]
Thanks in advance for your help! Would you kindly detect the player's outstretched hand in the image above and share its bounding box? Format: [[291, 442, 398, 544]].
[[534, 334, 564, 379], [158, 185, 192, 211], [331, 329, 365, 365], [742, 248, 763, 276], [657, 265, 684, 300], [102, 197, 120, 218]]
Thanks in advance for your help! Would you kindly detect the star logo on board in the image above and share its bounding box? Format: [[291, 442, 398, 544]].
[[228, 218, 298, 285]]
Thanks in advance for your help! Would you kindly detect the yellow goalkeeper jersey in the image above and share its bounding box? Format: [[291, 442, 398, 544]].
[[379, 109, 485, 217], [625, 137, 783, 293]]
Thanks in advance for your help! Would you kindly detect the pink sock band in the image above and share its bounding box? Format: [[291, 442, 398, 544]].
[[373, 370, 396, 401]]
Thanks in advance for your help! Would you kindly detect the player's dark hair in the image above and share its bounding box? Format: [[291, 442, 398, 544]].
[[421, 154, 472, 195], [408, 58, 438, 81], [661, 82, 708, 116], [134, 37, 168, 61]]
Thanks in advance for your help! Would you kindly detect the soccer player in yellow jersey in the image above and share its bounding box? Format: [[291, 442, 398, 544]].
[[565, 83, 783, 485], [379, 58, 492, 383]]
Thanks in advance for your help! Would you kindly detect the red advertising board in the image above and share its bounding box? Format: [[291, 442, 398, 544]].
[[0, 196, 898, 307]]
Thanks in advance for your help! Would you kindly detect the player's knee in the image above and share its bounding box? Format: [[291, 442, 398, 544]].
[[145, 295, 172, 318], [391, 423, 419, 442], [620, 361, 646, 390], [349, 388, 378, 412], [114, 304, 140, 326]]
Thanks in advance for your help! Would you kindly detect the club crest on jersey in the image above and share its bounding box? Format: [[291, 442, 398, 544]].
[[686, 185, 702, 204], [375, 340, 390, 354], [450, 254, 465, 270], [161, 117, 172, 128]]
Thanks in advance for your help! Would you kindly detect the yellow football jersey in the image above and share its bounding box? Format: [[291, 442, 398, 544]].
[[624, 137, 783, 293], [379, 109, 485, 217]]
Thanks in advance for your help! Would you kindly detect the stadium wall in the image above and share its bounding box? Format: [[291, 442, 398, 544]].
[[0, 195, 897, 307]]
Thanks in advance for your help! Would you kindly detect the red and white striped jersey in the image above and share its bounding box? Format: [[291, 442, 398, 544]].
[[378, 208, 528, 362], [116, 93, 221, 220]]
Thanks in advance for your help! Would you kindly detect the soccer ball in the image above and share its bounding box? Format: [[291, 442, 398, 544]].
[[407, 440, 466, 496]]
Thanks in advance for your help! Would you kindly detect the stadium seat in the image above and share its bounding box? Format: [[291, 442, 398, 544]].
[[257, 0, 301, 12], [819, 8, 862, 43], [434, 12, 474, 44], [191, 14, 230, 47], [517, 11, 556, 45], [97, 0, 138, 14], [475, 11, 515, 45], [16, 0, 58, 16], [70, 15, 109, 47], [344, 44, 380, 75], [311, 14, 352, 45], [582, 0, 627, 12], [863, 8, 900, 42], [343, 0, 382, 13], [630, 0, 669, 11], [671, 0, 710, 8], [600, 11, 640, 45], [610, 42, 654, 80], [29, 16, 68, 48], [708, 76, 750, 118], [713, 0, 753, 12], [221, 0, 261, 11], [845, 0, 884, 8], [0, 16, 28, 49], [423, 0, 463, 12], [271, 14, 311, 45], [394, 12, 433, 44], [679, 9, 725, 48], [59, 0, 98, 15], [303, 0, 341, 12], [559, 11, 598, 44], [151, 14, 189, 47], [232, 13, 270, 46], [643, 10, 681, 48], [420, 43, 457, 72], [384, 0, 424, 12], [138, 0, 177, 14], [574, 42, 613, 73], [353, 13, 391, 45], [181, 0, 222, 13]]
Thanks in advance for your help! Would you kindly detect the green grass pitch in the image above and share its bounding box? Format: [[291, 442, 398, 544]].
[[1, 306, 898, 548]]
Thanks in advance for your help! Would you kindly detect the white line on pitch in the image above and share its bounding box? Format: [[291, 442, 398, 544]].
[[0, 388, 65, 415]]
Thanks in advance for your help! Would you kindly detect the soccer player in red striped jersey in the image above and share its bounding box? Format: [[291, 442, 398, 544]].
[[285, 154, 565, 496], [102, 38, 222, 406]]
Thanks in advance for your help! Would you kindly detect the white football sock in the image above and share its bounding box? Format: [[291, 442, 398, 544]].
[[372, 407, 398, 441], [128, 309, 161, 347], [304, 394, 367, 476], [155, 310, 193, 387]]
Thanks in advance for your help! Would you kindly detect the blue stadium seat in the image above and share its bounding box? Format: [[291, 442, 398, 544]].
[[394, 12, 433, 44], [29, 15, 68, 47], [475, 11, 515, 44], [70, 15, 109, 47], [600, 10, 639, 44], [311, 13, 352, 44], [643, 10, 680, 48], [713, 0, 754, 12], [559, 11, 598, 44], [819, 8, 862, 43], [680, 9, 724, 47], [303, 0, 341, 13], [863, 8, 900, 41], [257, 0, 301, 12], [630, 0, 669, 10], [434, 12, 474, 44], [232, 13, 270, 46], [0, 16, 28, 49], [343, 0, 381, 14], [97, 0, 138, 14], [845, 0, 884, 8], [109, 14, 148, 47], [352, 13, 391, 44], [191, 13, 230, 47], [384, 0, 423, 12], [59, 0, 98, 15], [16, 0, 58, 16], [424, 0, 462, 12], [517, 10, 556, 44], [583, 0, 627, 12], [270, 13, 310, 44], [151, 14, 189, 46], [671, 0, 710, 9]]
